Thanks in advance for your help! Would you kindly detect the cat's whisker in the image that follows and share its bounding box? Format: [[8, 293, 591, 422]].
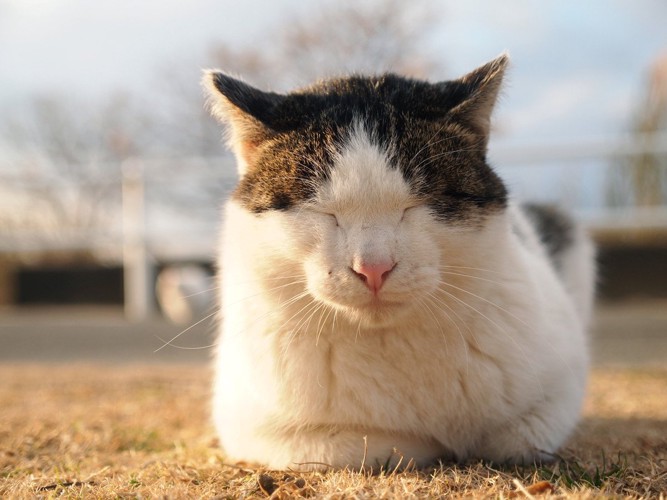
[[331, 309, 339, 337], [423, 293, 466, 365], [417, 296, 450, 356], [425, 292, 479, 379], [433, 287, 513, 343], [259, 274, 309, 281], [271, 290, 313, 319], [301, 301, 326, 335], [180, 285, 220, 299], [434, 287, 546, 401], [277, 293, 318, 330], [441, 273, 576, 384], [154, 309, 218, 353], [405, 123, 451, 169], [411, 145, 470, 173], [279, 309, 311, 355], [405, 128, 486, 171], [153, 337, 218, 351], [439, 264, 506, 275], [281, 299, 320, 355], [226, 274, 307, 287], [223, 279, 308, 309], [354, 318, 362, 343], [316, 304, 335, 347], [225, 289, 313, 346], [438, 270, 507, 287], [411, 147, 489, 173], [438, 281, 531, 329], [425, 290, 477, 345]]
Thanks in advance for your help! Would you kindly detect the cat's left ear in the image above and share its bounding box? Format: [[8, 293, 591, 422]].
[[445, 53, 509, 144], [203, 71, 286, 176]]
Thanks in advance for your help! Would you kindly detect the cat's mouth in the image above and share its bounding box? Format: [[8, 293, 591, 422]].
[[342, 295, 414, 326], [310, 272, 422, 326], [359, 296, 404, 309]]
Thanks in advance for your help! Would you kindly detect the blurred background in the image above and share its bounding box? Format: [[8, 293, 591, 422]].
[[1, 0, 666, 365]]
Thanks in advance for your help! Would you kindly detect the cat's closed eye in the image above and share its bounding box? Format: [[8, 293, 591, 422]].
[[327, 213, 339, 227], [400, 204, 422, 222], [310, 209, 339, 226]]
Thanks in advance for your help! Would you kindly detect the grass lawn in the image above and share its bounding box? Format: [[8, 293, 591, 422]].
[[1, 364, 666, 498]]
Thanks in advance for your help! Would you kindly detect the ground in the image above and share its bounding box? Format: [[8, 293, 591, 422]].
[[0, 302, 666, 498]]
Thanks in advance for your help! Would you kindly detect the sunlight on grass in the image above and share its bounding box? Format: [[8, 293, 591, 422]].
[[1, 364, 665, 497]]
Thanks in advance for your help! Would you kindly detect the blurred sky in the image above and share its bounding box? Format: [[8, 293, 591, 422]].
[[1, 0, 666, 144]]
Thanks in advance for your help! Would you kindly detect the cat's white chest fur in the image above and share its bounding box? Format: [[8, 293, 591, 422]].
[[205, 54, 595, 471]]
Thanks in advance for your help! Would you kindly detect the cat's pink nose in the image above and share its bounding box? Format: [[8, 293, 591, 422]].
[[352, 261, 396, 293]]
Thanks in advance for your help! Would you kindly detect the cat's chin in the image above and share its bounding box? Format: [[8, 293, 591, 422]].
[[338, 299, 415, 329]]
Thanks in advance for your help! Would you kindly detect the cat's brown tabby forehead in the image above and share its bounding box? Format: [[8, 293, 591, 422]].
[[206, 55, 508, 220]]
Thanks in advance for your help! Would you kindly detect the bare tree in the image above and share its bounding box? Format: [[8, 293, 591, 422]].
[[153, 0, 443, 160], [607, 52, 667, 208], [0, 92, 153, 234], [208, 0, 441, 90], [1, 0, 444, 244]]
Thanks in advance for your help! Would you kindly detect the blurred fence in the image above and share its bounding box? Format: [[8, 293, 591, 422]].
[[491, 131, 667, 235], [1, 132, 666, 319]]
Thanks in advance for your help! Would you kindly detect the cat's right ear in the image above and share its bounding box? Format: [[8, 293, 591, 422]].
[[203, 71, 285, 176]]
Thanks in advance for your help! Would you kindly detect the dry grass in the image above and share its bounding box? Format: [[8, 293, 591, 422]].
[[1, 364, 666, 499]]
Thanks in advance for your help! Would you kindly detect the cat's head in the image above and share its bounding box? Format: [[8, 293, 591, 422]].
[[205, 55, 509, 328]]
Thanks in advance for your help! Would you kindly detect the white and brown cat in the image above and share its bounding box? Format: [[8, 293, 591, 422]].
[[203, 54, 595, 471]]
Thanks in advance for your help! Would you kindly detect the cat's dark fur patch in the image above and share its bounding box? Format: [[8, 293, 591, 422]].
[[523, 203, 575, 270], [213, 62, 508, 218], [234, 125, 337, 212]]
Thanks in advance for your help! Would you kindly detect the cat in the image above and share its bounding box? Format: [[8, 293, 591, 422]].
[[203, 53, 595, 471]]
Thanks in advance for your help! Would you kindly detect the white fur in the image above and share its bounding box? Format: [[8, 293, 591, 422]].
[[213, 125, 593, 471]]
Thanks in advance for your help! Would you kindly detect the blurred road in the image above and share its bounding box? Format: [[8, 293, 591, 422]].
[[0, 302, 666, 366], [591, 301, 667, 367], [0, 306, 216, 364]]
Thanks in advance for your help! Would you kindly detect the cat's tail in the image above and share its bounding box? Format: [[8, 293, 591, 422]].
[[521, 203, 596, 327]]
